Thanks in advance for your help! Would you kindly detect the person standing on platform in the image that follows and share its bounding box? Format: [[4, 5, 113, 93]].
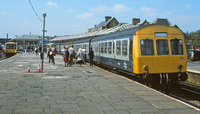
[[35, 46, 38, 56], [82, 47, 87, 64], [68, 44, 75, 67], [51, 45, 55, 64], [76, 48, 84, 67], [89, 48, 94, 66], [63, 47, 69, 67], [46, 46, 50, 58], [47, 48, 53, 64]]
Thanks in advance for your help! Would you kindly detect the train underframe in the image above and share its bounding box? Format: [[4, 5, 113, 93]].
[[138, 72, 188, 92], [5, 53, 16, 57], [93, 60, 188, 92]]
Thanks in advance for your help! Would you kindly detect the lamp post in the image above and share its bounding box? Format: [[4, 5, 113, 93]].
[[41, 13, 46, 71]]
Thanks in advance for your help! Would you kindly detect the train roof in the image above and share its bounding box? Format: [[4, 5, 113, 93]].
[[51, 18, 177, 42]]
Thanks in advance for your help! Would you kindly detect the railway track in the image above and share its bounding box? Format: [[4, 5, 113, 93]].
[[169, 81, 200, 108]]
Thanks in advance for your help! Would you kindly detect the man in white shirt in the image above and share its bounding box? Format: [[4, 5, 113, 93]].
[[68, 44, 74, 67], [82, 47, 87, 64]]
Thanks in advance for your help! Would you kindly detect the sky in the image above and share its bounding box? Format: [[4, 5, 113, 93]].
[[0, 0, 200, 38]]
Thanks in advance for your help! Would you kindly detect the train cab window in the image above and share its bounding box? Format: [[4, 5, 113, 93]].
[[140, 39, 154, 55], [171, 39, 183, 55], [104, 42, 107, 54], [108, 42, 112, 54], [122, 40, 127, 56], [116, 41, 121, 55], [156, 40, 169, 55], [6, 44, 16, 49]]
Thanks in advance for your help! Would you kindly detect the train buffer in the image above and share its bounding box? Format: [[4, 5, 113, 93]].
[[0, 52, 199, 113]]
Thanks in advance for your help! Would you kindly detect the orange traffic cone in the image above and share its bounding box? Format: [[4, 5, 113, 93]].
[[37, 64, 41, 72], [27, 65, 30, 73]]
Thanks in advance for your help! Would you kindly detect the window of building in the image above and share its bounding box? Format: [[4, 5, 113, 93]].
[[140, 39, 154, 55], [171, 39, 183, 55], [122, 40, 128, 56], [116, 40, 121, 55], [156, 40, 169, 55]]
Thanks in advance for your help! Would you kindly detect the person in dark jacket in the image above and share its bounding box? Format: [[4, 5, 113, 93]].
[[64, 47, 69, 67], [88, 48, 94, 66], [47, 48, 53, 64]]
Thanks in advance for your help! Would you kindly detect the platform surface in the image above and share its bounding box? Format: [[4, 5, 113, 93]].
[[187, 61, 200, 73], [0, 53, 199, 114]]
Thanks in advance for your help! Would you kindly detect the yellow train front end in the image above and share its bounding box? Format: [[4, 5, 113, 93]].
[[5, 42, 17, 56], [133, 25, 188, 85]]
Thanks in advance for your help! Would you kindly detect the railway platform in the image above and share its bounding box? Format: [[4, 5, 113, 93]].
[[187, 61, 200, 73], [0, 53, 199, 114]]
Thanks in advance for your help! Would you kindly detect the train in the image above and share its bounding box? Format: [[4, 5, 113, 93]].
[[5, 42, 17, 56], [52, 18, 188, 89]]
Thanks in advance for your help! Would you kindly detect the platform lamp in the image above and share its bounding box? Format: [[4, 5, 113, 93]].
[[41, 13, 47, 71]]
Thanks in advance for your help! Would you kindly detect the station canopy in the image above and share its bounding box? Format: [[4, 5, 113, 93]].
[[10, 34, 48, 42]]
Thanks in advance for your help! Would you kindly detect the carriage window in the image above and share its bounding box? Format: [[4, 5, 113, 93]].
[[140, 39, 154, 55], [116, 41, 121, 55], [99, 43, 101, 53], [113, 42, 115, 54], [171, 39, 183, 55], [108, 42, 112, 54], [101, 43, 104, 53], [156, 40, 169, 55], [122, 40, 127, 56], [95, 43, 98, 54], [104, 42, 107, 54]]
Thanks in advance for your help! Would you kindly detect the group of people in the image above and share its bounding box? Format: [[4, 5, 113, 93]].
[[45, 44, 94, 67], [63, 44, 94, 67]]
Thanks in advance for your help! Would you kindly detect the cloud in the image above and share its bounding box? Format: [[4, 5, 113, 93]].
[[68, 8, 75, 13], [109, 4, 132, 13], [0, 11, 6, 15], [91, 5, 107, 13], [76, 13, 93, 19], [140, 6, 157, 17], [140, 6, 155, 13], [184, 4, 192, 9], [46, 2, 58, 8]]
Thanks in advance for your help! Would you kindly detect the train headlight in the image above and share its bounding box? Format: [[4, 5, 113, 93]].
[[143, 65, 148, 71]]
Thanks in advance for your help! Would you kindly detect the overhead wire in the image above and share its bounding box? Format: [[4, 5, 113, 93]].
[[28, 0, 43, 22]]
